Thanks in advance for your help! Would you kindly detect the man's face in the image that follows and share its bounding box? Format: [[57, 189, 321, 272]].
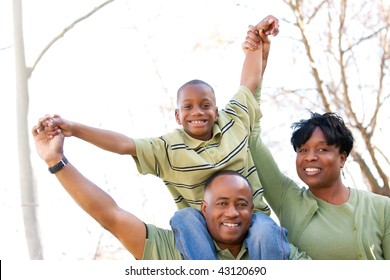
[[175, 84, 218, 141], [201, 174, 254, 251]]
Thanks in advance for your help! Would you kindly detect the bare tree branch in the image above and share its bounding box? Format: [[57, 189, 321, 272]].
[[344, 26, 389, 53], [286, 0, 332, 112], [307, 0, 328, 24], [29, 0, 115, 77], [282, 0, 389, 196]]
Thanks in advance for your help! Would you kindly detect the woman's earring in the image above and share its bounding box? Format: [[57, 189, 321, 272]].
[[341, 167, 346, 179]]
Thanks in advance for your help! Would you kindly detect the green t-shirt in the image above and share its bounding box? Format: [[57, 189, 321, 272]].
[[133, 86, 269, 215], [249, 128, 390, 259], [142, 224, 248, 260]]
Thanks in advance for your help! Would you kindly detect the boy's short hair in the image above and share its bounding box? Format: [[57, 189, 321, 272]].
[[177, 79, 215, 103]]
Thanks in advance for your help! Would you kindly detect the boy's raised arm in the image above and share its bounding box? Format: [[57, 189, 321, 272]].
[[43, 114, 137, 156], [240, 15, 279, 94]]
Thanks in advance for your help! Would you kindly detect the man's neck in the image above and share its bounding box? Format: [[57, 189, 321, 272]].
[[217, 243, 243, 258]]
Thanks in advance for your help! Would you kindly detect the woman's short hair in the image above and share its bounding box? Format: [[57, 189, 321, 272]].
[[290, 111, 354, 156]]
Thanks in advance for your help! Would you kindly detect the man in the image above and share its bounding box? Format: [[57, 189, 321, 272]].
[[32, 123, 308, 259]]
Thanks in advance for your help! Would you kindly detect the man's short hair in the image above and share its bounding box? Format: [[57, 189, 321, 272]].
[[204, 170, 253, 192]]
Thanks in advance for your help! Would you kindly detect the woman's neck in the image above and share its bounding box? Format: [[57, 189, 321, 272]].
[[311, 184, 350, 205]]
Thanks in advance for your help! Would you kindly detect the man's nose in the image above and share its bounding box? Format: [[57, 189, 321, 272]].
[[225, 205, 239, 217]]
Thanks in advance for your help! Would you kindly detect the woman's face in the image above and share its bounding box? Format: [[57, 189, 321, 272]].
[[295, 127, 347, 190]]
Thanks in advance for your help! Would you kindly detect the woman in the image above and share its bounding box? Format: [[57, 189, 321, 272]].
[[249, 111, 390, 259]]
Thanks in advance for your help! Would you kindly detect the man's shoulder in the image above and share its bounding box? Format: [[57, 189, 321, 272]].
[[142, 224, 182, 260]]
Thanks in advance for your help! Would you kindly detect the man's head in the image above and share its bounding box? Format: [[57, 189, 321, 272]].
[[201, 170, 254, 252], [175, 80, 218, 141]]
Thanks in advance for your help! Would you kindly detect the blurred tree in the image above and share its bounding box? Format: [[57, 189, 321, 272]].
[[13, 0, 42, 260], [278, 0, 389, 196], [12, 0, 115, 259]]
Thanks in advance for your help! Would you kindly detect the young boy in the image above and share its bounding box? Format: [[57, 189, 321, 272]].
[[41, 15, 288, 259]]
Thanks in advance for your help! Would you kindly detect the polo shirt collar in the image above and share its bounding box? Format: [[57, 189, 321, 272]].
[[214, 241, 248, 260], [182, 124, 222, 149]]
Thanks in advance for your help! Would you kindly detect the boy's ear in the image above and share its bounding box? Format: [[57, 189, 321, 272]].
[[215, 107, 219, 121], [175, 109, 181, 125]]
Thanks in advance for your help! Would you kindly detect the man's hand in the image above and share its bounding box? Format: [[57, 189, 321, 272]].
[[32, 117, 65, 166]]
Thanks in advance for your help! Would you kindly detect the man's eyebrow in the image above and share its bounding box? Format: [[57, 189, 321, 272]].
[[237, 197, 250, 203], [215, 197, 249, 203], [215, 197, 229, 201]]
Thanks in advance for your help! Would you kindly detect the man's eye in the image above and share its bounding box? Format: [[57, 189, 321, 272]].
[[237, 203, 248, 208]]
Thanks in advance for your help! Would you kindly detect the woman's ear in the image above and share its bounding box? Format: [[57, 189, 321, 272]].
[[340, 151, 347, 168]]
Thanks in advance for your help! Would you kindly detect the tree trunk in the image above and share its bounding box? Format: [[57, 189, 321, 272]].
[[13, 0, 43, 259]]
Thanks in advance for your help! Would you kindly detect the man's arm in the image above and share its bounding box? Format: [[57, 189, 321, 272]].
[[240, 15, 279, 93], [42, 114, 137, 156], [32, 120, 146, 259]]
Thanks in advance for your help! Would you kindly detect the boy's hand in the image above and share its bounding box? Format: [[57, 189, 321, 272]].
[[242, 15, 279, 74], [41, 114, 74, 137], [243, 14, 279, 53], [242, 25, 261, 53]]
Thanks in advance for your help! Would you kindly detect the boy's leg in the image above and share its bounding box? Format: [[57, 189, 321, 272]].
[[244, 212, 290, 259], [170, 207, 218, 260]]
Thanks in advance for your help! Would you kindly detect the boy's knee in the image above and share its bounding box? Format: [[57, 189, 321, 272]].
[[171, 207, 201, 223]]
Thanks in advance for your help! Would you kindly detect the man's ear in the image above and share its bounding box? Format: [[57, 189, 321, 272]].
[[175, 109, 181, 125], [201, 200, 207, 216], [215, 107, 219, 121]]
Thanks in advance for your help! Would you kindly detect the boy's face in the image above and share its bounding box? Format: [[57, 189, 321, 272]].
[[175, 84, 218, 141]]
